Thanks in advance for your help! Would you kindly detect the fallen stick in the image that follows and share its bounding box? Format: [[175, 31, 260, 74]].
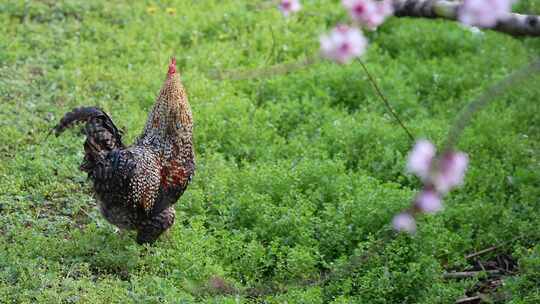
[[455, 295, 482, 303], [465, 236, 523, 260], [443, 270, 501, 279], [465, 245, 500, 260]]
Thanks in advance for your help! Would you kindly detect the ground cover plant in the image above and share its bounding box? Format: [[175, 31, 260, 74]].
[[1, 0, 539, 303]]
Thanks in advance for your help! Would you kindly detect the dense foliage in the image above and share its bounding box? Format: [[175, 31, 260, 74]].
[[1, 1, 539, 303]]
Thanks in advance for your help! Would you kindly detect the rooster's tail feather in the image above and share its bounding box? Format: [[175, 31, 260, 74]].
[[53, 107, 125, 172]]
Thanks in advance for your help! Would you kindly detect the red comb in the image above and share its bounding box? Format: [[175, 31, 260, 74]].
[[167, 57, 177, 76]]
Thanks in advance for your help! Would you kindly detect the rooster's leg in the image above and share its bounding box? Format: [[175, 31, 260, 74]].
[[136, 207, 176, 245]]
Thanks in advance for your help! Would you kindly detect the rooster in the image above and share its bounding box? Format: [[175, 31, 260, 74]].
[[52, 58, 195, 244]]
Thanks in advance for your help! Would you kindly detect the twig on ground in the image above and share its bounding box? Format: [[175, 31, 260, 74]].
[[466, 245, 502, 260], [465, 236, 524, 260], [455, 295, 482, 304], [443, 270, 501, 279]]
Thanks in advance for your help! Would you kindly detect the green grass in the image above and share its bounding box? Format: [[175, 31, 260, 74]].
[[1, 0, 539, 303]]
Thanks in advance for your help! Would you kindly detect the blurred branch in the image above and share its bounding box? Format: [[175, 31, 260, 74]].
[[442, 59, 540, 152], [357, 59, 415, 142], [209, 56, 319, 80], [393, 0, 540, 37]]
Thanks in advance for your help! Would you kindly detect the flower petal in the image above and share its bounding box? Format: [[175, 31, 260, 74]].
[[392, 213, 416, 233]]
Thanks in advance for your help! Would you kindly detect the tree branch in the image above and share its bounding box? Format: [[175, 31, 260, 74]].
[[211, 56, 318, 80], [357, 59, 415, 142], [442, 59, 540, 153], [392, 0, 540, 37]]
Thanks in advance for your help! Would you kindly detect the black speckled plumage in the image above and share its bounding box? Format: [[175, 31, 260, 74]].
[[54, 59, 194, 244]]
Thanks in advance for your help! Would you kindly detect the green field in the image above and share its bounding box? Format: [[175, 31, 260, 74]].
[[1, 1, 539, 303]]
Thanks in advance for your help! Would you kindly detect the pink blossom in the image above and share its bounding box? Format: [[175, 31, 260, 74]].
[[459, 0, 515, 28], [398, 141, 469, 231], [343, 0, 376, 22], [320, 25, 367, 64], [342, 0, 394, 29], [392, 213, 416, 233], [407, 140, 436, 181], [414, 189, 442, 213], [433, 151, 469, 193], [279, 0, 302, 17]]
